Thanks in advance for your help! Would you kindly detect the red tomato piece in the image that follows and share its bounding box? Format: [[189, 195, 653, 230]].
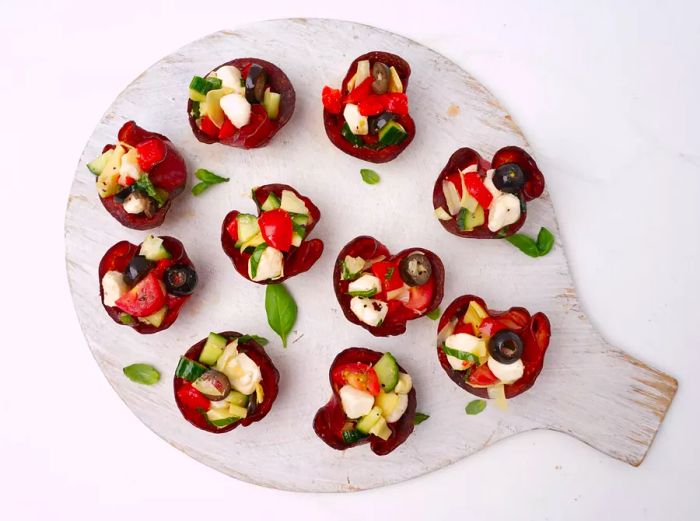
[[446, 171, 464, 198], [176, 382, 211, 411], [383, 93, 409, 115], [344, 77, 373, 104], [135, 138, 167, 172], [453, 321, 478, 336], [123, 176, 136, 187], [321, 86, 342, 114], [332, 363, 381, 396], [258, 208, 293, 252], [467, 364, 499, 387], [479, 317, 507, 338], [218, 117, 237, 139], [371, 261, 404, 294], [463, 173, 493, 209], [406, 277, 435, 312], [357, 95, 385, 116], [241, 63, 252, 80], [115, 272, 166, 317], [199, 116, 219, 138]]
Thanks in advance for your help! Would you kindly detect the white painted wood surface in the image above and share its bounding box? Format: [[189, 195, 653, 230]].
[[64, 19, 677, 492]]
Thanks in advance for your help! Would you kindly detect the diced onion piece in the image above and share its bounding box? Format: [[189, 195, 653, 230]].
[[434, 206, 452, 220]]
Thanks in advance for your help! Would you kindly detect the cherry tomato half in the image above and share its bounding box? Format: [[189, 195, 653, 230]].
[[332, 362, 381, 396], [258, 208, 293, 252]]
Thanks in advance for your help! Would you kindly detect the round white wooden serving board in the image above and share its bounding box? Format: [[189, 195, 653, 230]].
[[65, 19, 677, 492]]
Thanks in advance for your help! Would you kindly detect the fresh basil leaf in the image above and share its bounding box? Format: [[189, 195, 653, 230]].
[[191, 182, 210, 196], [342, 123, 364, 147], [348, 289, 378, 298], [360, 168, 380, 185], [426, 307, 441, 320], [238, 334, 269, 346], [123, 363, 160, 385], [249, 244, 268, 279], [441, 344, 481, 364], [135, 174, 166, 206], [265, 283, 298, 348], [536, 227, 555, 255], [194, 168, 229, 185], [505, 233, 540, 257], [414, 412, 430, 425], [465, 399, 487, 415]]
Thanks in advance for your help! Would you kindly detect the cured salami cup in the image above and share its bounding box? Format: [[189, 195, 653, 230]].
[[333, 236, 444, 337], [313, 348, 417, 455], [99, 235, 197, 334], [322, 51, 415, 163], [436, 294, 551, 405], [86, 121, 187, 230], [174, 332, 279, 433], [187, 58, 295, 149], [221, 184, 323, 284], [433, 146, 545, 238]]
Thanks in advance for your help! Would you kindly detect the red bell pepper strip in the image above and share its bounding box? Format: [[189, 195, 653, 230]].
[[371, 261, 404, 294], [136, 138, 167, 172], [322, 86, 342, 114], [463, 173, 493, 209], [199, 116, 220, 138], [176, 382, 211, 411], [344, 77, 373, 104], [218, 118, 236, 140], [357, 95, 386, 116], [258, 208, 293, 252], [383, 93, 409, 115]]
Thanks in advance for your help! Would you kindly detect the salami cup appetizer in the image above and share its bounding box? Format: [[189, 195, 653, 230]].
[[221, 184, 323, 284], [437, 295, 551, 406], [187, 58, 295, 149], [99, 235, 197, 334], [174, 332, 279, 433], [86, 121, 186, 230], [334, 236, 444, 336], [314, 348, 417, 455], [433, 147, 545, 238], [321, 51, 415, 163]]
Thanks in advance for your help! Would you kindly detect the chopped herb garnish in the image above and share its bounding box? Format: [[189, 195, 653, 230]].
[[123, 363, 160, 385], [465, 399, 487, 415], [385, 267, 395, 280], [360, 168, 380, 185], [414, 413, 430, 425], [135, 174, 166, 206]]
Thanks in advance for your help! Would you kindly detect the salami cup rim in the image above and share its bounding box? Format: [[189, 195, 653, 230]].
[[173, 331, 280, 434], [436, 294, 551, 399], [313, 347, 417, 455]]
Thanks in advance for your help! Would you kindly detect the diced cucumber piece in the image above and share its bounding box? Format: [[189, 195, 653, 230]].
[[235, 213, 260, 247], [280, 190, 309, 215], [248, 244, 268, 279], [209, 417, 239, 428], [228, 404, 248, 419], [189, 76, 223, 102], [342, 429, 368, 444], [373, 352, 400, 392], [369, 417, 392, 440], [263, 87, 280, 120], [175, 356, 208, 382], [206, 407, 239, 427], [457, 206, 485, 232], [238, 232, 265, 253], [341, 255, 365, 280], [190, 101, 200, 119], [356, 407, 383, 434], [378, 120, 408, 146], [290, 213, 310, 226], [226, 390, 249, 408], [291, 222, 306, 247], [341, 122, 364, 147], [87, 149, 113, 175], [260, 192, 281, 211], [138, 305, 168, 327], [199, 332, 228, 366], [139, 235, 171, 261]]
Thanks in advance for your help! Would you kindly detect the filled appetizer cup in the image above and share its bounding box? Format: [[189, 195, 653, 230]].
[[321, 51, 415, 163], [187, 58, 295, 148], [314, 348, 417, 455], [99, 235, 197, 334], [221, 184, 323, 284], [433, 147, 546, 238], [174, 332, 279, 433], [333, 236, 444, 336], [436, 294, 551, 407], [86, 121, 186, 229]]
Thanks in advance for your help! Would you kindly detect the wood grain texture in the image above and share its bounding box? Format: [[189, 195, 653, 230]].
[[64, 19, 677, 492]]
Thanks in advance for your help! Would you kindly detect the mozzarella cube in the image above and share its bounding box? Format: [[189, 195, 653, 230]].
[[102, 271, 127, 307], [384, 393, 409, 423], [350, 297, 388, 327], [487, 193, 521, 232], [220, 93, 251, 129], [225, 353, 262, 395], [216, 65, 245, 95], [348, 274, 381, 297], [487, 357, 524, 384], [339, 385, 374, 419], [483, 169, 501, 199], [445, 333, 482, 352], [118, 149, 141, 186], [394, 373, 413, 394], [250, 246, 284, 281], [343, 103, 368, 135], [123, 194, 147, 214]]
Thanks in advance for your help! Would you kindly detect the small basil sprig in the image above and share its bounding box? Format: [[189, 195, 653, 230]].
[[465, 399, 487, 415], [506, 227, 555, 257], [426, 307, 441, 320], [265, 283, 297, 347], [135, 174, 166, 206], [123, 363, 160, 385], [238, 334, 269, 346], [192, 168, 230, 196], [360, 168, 380, 185], [414, 412, 430, 425]]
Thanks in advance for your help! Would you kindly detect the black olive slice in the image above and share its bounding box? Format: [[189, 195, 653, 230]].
[[245, 64, 268, 104], [247, 389, 258, 415], [488, 330, 524, 364], [164, 264, 198, 296], [114, 185, 134, 203], [493, 163, 525, 193], [123, 255, 154, 286], [398, 252, 432, 286], [371, 62, 390, 95], [368, 112, 396, 135], [193, 369, 231, 401]]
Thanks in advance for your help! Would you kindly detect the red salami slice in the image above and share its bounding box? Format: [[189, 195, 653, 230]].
[[322, 51, 415, 163], [432, 146, 545, 238], [333, 236, 444, 337], [221, 184, 323, 284], [187, 58, 295, 149], [436, 294, 551, 399], [313, 348, 416, 455], [174, 332, 280, 434], [98, 236, 195, 334]]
